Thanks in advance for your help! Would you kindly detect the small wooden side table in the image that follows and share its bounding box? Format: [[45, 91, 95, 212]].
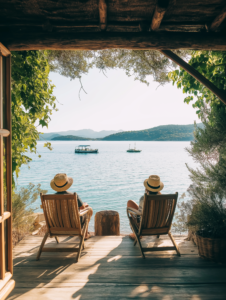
[[95, 210, 120, 236]]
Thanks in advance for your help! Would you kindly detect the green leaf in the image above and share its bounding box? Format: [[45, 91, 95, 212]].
[[11, 50, 56, 182]]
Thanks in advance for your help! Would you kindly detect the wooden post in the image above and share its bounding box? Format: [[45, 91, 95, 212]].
[[160, 50, 226, 105], [0, 51, 5, 281], [150, 0, 169, 31], [6, 54, 12, 275], [95, 211, 120, 236], [99, 0, 107, 31], [209, 6, 226, 32]]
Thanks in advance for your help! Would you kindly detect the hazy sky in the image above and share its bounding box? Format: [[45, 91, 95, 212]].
[[41, 68, 200, 133]]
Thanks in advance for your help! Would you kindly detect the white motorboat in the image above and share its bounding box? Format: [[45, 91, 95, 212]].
[[75, 145, 98, 153]]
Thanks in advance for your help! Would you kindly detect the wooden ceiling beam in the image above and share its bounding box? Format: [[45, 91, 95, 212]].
[[2, 32, 226, 51], [0, 21, 207, 33], [99, 0, 107, 31], [209, 6, 226, 32], [150, 0, 170, 31], [157, 23, 206, 32], [160, 50, 226, 105]]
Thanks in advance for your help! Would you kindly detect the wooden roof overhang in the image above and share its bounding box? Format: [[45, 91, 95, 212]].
[[1, 0, 226, 104], [1, 0, 226, 51]]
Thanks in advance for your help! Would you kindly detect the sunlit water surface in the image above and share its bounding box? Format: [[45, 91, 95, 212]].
[[16, 141, 195, 233]]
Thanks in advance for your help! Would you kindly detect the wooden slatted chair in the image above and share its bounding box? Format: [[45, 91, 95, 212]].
[[127, 193, 180, 258], [36, 193, 90, 261]]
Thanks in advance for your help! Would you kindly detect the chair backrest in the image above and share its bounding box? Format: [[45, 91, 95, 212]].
[[40, 193, 82, 236], [140, 193, 178, 235]]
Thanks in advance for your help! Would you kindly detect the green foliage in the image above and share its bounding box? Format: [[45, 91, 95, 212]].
[[102, 124, 201, 141], [169, 52, 226, 191], [186, 103, 226, 196], [11, 51, 56, 177], [174, 187, 226, 238], [47, 50, 94, 79], [186, 187, 226, 238], [170, 51, 226, 238], [46, 50, 189, 86], [12, 183, 47, 232], [169, 51, 226, 119]]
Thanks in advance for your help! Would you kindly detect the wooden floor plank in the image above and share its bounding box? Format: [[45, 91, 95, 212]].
[[7, 235, 226, 300], [11, 270, 226, 285], [8, 285, 226, 300]]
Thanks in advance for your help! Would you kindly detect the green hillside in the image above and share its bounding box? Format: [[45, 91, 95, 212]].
[[102, 124, 201, 141], [51, 135, 95, 141]]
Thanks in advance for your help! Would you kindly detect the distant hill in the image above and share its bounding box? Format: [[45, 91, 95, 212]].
[[102, 124, 202, 141], [51, 135, 96, 141], [39, 133, 61, 140], [39, 129, 122, 140], [41, 124, 202, 142]]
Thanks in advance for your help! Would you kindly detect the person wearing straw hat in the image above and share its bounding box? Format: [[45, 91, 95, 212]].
[[50, 173, 93, 240], [127, 175, 164, 240]]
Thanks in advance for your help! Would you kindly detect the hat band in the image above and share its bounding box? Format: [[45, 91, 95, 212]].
[[54, 181, 68, 188], [147, 182, 160, 190]]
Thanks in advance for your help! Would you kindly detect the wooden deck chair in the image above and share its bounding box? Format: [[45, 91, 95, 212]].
[[127, 193, 180, 258], [36, 193, 90, 261]]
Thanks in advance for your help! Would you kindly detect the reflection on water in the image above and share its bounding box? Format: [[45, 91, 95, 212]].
[[16, 141, 195, 232]]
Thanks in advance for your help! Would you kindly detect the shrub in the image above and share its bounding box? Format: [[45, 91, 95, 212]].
[[173, 185, 226, 239], [12, 183, 47, 245], [170, 51, 226, 240], [172, 192, 190, 234], [186, 185, 226, 238]]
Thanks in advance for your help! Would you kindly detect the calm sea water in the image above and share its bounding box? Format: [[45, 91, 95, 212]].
[[16, 141, 195, 233]]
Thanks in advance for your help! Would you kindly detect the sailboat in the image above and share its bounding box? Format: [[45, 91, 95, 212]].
[[127, 143, 142, 153]]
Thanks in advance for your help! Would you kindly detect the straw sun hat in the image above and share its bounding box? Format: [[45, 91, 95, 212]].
[[144, 175, 164, 192], [50, 173, 73, 192]]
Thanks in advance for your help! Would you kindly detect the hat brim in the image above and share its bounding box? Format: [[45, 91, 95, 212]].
[[50, 177, 73, 192], [143, 179, 164, 192]]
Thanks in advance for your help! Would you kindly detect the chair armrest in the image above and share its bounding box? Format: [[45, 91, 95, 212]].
[[79, 208, 90, 217], [127, 207, 142, 216]]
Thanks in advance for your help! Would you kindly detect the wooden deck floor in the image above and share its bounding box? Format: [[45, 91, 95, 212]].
[[8, 234, 226, 299]]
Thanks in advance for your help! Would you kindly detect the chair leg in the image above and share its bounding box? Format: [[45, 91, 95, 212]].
[[129, 217, 145, 259], [81, 235, 85, 250], [135, 234, 145, 259], [128, 217, 138, 246], [157, 235, 160, 238], [168, 232, 180, 256], [55, 237, 60, 244], [76, 236, 83, 262], [36, 232, 49, 260], [77, 221, 88, 262]]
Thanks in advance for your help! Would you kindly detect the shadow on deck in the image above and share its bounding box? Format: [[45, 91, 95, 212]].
[[7, 235, 226, 300]]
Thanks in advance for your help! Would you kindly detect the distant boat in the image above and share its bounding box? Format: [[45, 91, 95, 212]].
[[75, 145, 98, 154], [127, 143, 142, 153]]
